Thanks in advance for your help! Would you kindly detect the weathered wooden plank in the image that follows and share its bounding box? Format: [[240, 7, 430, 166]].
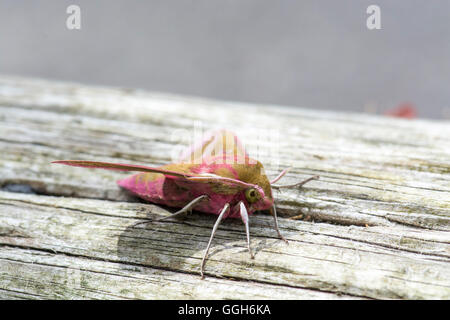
[[0, 77, 449, 230], [0, 191, 448, 299], [1, 246, 347, 300], [0, 76, 449, 299]]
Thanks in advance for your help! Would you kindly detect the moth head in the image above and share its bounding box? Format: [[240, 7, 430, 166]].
[[243, 185, 273, 213]]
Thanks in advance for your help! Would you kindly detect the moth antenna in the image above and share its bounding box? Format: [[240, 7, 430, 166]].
[[270, 167, 292, 184], [200, 203, 230, 279], [187, 176, 255, 188], [271, 175, 319, 189]]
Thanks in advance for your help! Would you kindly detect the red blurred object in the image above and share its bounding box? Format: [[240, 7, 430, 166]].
[[384, 103, 417, 119]]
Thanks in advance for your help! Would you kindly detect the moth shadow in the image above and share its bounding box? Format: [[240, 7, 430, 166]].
[[116, 204, 200, 273], [116, 206, 281, 275], [208, 236, 280, 258]]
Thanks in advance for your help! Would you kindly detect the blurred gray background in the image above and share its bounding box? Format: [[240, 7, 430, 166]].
[[0, 1, 449, 119]]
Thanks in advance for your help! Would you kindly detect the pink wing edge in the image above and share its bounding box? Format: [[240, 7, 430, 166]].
[[51, 160, 192, 178], [51, 160, 256, 189]]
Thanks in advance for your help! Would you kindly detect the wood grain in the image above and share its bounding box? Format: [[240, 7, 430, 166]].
[[0, 76, 449, 299]]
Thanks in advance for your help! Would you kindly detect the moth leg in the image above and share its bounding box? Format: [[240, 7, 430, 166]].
[[133, 195, 209, 227], [271, 175, 319, 189], [200, 203, 230, 279], [156, 195, 209, 221], [270, 205, 288, 244], [238, 201, 254, 259]]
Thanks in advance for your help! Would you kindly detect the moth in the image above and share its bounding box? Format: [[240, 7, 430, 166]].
[[53, 130, 318, 278]]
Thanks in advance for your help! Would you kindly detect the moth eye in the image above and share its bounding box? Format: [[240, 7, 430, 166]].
[[245, 188, 259, 203]]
